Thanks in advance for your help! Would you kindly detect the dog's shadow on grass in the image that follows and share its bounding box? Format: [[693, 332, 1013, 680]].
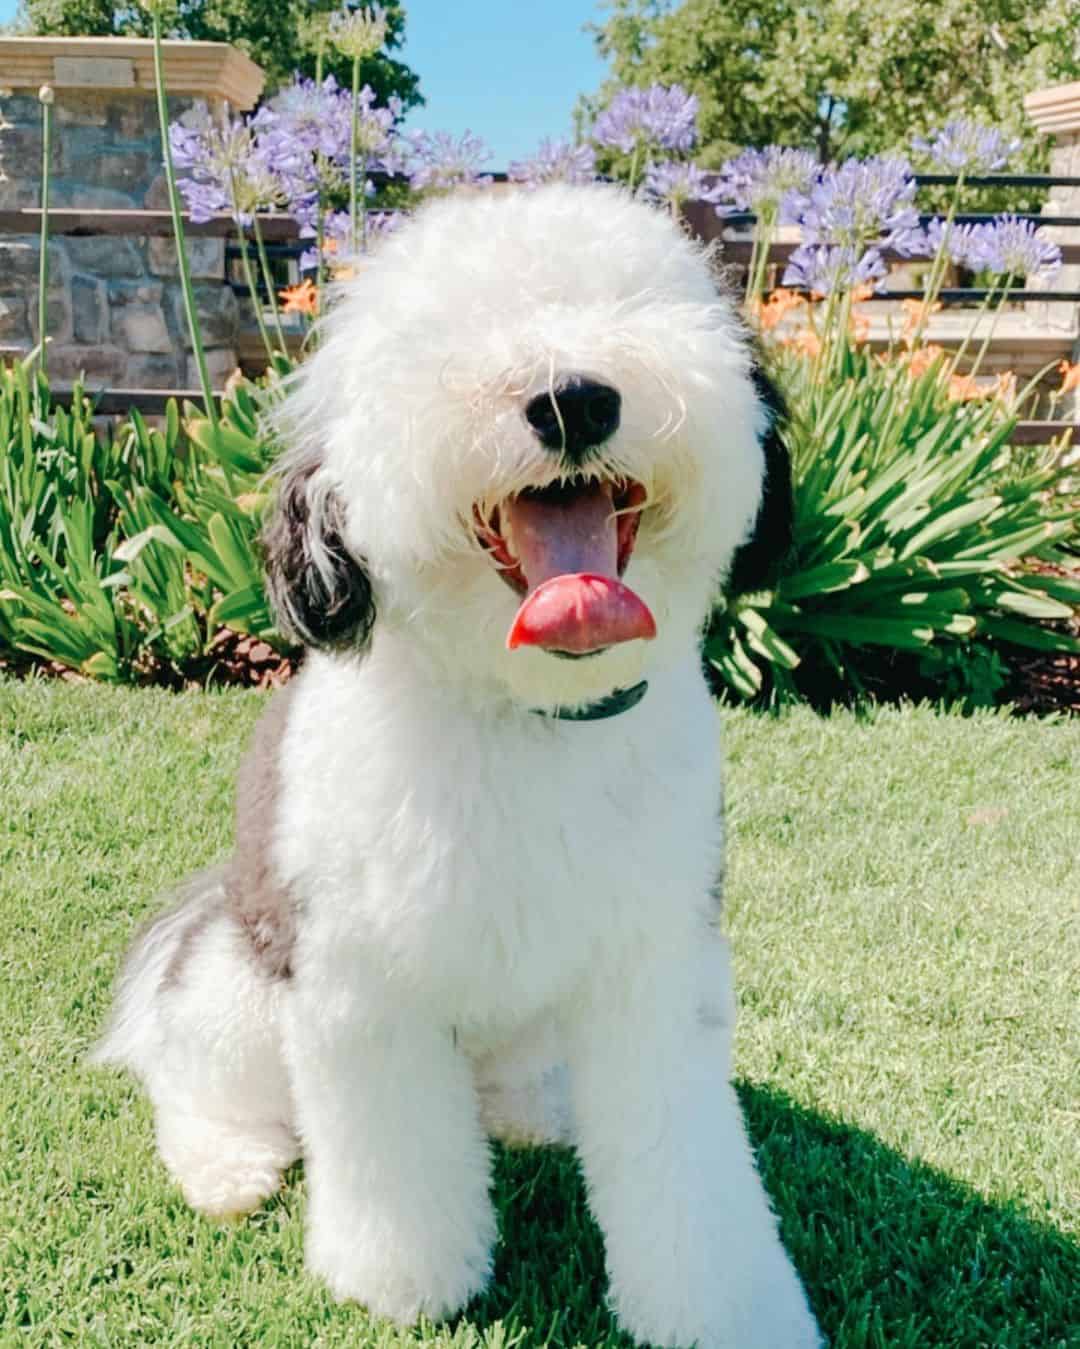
[[448, 1083, 1079, 1348]]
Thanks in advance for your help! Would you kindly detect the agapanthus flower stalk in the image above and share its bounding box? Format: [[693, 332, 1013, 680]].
[[591, 83, 699, 191], [965, 215, 1061, 280], [714, 146, 818, 221], [782, 244, 887, 297], [328, 5, 392, 255], [170, 108, 288, 362], [592, 83, 699, 157], [642, 160, 725, 216], [406, 129, 492, 192], [911, 120, 1021, 175], [714, 146, 819, 306], [170, 111, 284, 225], [508, 138, 596, 188], [150, 11, 217, 426], [37, 85, 54, 378], [297, 9, 333, 84], [252, 213, 287, 352], [254, 74, 400, 296], [328, 2, 388, 60], [799, 156, 919, 256]]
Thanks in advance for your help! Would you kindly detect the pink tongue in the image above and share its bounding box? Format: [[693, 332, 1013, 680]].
[[503, 483, 656, 654]]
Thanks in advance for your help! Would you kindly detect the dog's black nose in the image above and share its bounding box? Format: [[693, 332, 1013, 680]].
[[524, 379, 621, 462]]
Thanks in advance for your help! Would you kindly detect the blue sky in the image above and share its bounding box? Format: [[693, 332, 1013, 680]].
[[400, 0, 609, 169], [0, 0, 611, 169]]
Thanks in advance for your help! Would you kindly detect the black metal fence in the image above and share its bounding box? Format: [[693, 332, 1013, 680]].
[[1, 166, 1078, 442]]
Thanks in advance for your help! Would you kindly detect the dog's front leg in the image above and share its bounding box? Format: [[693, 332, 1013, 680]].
[[282, 977, 495, 1324], [567, 929, 821, 1349]]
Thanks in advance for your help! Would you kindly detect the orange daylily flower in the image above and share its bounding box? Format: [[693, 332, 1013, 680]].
[[849, 310, 870, 344], [947, 369, 1018, 404], [781, 327, 822, 359], [279, 279, 319, 316], [1057, 359, 1080, 395], [993, 371, 1017, 406], [757, 287, 807, 331], [947, 373, 984, 402], [905, 343, 946, 378], [900, 298, 942, 346]]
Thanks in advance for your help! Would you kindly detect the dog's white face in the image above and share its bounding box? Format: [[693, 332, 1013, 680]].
[[269, 183, 786, 713]]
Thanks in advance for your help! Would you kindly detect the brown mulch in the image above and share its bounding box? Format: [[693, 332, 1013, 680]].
[[201, 629, 296, 690], [1009, 650, 1080, 715], [0, 629, 297, 691], [1007, 559, 1080, 716]]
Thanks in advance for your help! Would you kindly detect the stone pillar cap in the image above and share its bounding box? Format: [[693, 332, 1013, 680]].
[[1026, 80, 1080, 136], [0, 36, 264, 110]]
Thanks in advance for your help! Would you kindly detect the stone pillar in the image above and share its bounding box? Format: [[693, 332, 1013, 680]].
[[1024, 82, 1080, 414], [0, 37, 264, 390]]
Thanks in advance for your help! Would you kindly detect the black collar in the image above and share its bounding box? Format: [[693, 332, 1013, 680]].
[[533, 679, 649, 721]]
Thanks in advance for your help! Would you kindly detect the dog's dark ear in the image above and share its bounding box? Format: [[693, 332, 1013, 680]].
[[726, 363, 794, 596], [263, 462, 376, 652]]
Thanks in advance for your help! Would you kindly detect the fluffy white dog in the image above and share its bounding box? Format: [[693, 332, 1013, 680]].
[[94, 183, 821, 1348]]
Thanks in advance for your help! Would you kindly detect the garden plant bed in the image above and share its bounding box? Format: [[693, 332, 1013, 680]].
[[2, 682, 1077, 1347]]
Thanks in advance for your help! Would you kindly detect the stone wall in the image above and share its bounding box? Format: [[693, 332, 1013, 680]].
[[0, 38, 264, 391], [1025, 81, 1080, 417]]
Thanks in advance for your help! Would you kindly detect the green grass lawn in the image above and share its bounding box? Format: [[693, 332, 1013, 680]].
[[1, 680, 1077, 1348]]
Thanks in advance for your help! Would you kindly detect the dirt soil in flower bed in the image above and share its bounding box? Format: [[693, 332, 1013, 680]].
[[1007, 564, 1080, 715], [0, 630, 296, 692], [5, 604, 1080, 710], [1010, 650, 1080, 714]]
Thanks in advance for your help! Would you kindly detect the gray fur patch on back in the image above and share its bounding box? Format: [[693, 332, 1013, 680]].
[[225, 683, 299, 981], [159, 873, 222, 990]]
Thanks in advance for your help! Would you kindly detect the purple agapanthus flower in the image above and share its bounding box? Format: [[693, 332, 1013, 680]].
[[903, 217, 983, 268], [713, 146, 819, 221], [508, 138, 596, 187], [351, 84, 403, 162], [406, 129, 493, 190], [964, 215, 1062, 279], [642, 160, 725, 209], [911, 120, 1021, 175], [251, 75, 403, 227], [169, 112, 283, 226], [298, 208, 351, 272], [591, 83, 699, 155], [298, 204, 403, 270], [782, 243, 888, 295], [800, 155, 920, 254], [251, 76, 354, 181]]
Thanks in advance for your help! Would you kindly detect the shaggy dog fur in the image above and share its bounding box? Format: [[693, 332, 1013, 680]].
[[94, 183, 821, 1348]]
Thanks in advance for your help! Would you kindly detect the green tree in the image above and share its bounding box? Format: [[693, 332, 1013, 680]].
[[20, 0, 422, 106], [588, 0, 1080, 166]]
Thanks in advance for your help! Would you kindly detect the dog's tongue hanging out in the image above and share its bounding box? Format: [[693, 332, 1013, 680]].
[[502, 481, 656, 654]]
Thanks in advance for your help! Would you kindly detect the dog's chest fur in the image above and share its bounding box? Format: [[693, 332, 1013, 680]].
[[260, 647, 722, 1039]]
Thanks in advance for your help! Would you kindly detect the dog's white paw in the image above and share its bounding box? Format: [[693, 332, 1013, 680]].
[[157, 1114, 299, 1218], [610, 1241, 822, 1349], [306, 1222, 493, 1324], [617, 1299, 821, 1349]]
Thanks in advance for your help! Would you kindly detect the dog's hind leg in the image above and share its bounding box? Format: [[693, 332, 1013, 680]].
[[91, 867, 299, 1217]]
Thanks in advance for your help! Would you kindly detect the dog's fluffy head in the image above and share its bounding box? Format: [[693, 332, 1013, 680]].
[[267, 183, 789, 712]]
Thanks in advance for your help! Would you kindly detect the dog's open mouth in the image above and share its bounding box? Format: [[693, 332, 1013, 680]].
[[475, 478, 656, 656]]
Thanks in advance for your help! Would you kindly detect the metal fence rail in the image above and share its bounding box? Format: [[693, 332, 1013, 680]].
[[40, 385, 1078, 445], [3, 166, 1080, 444]]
